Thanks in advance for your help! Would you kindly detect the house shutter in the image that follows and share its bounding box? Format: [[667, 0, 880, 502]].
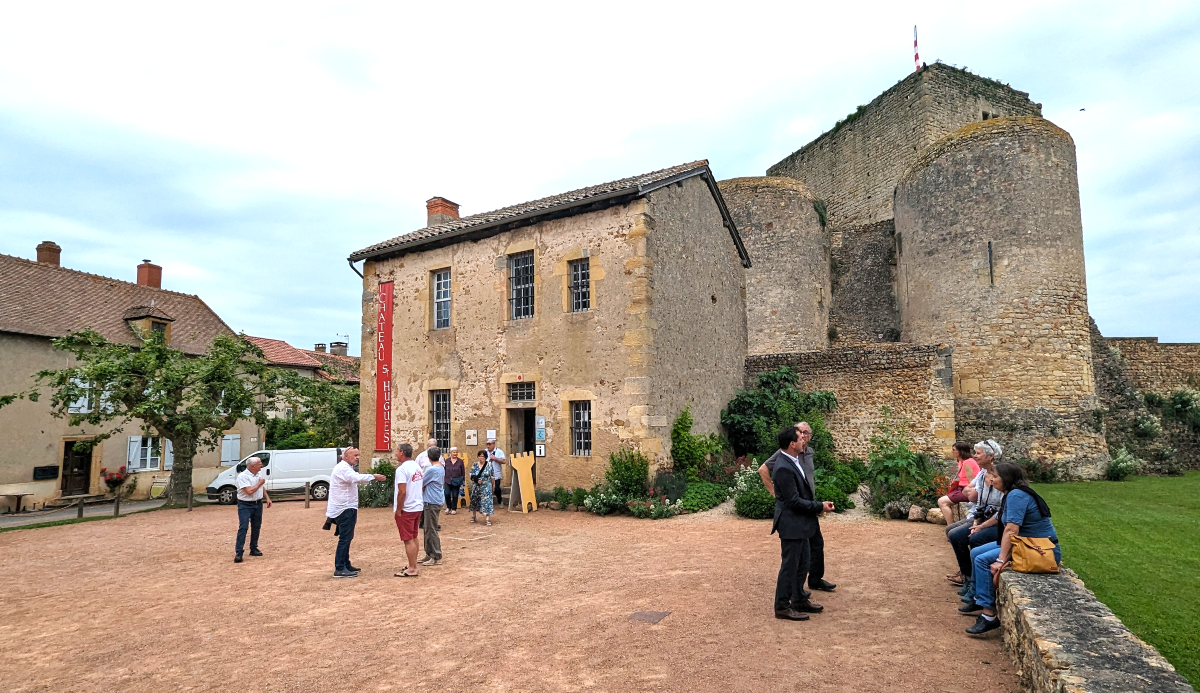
[[222, 435, 241, 465], [127, 437, 141, 470], [163, 439, 174, 470]]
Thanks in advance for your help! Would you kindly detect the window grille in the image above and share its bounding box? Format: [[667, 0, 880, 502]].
[[430, 389, 451, 448], [433, 270, 451, 329], [571, 401, 591, 456], [507, 381, 536, 402], [569, 258, 590, 312], [508, 251, 534, 319]]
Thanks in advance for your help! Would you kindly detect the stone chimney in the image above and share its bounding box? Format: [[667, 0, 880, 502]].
[[426, 197, 460, 227], [314, 343, 327, 353], [329, 341, 349, 356], [36, 241, 62, 266], [137, 260, 162, 289]]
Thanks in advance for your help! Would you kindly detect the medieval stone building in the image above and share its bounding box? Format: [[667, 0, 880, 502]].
[[349, 162, 750, 489], [354, 63, 1198, 480]]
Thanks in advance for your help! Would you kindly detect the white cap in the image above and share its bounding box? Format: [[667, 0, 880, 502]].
[[486, 437, 497, 443]]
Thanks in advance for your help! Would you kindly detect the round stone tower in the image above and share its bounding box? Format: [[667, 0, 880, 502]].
[[894, 116, 1107, 475], [719, 176, 830, 355]]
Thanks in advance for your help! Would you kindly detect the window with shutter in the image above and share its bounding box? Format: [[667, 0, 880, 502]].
[[221, 435, 241, 465]]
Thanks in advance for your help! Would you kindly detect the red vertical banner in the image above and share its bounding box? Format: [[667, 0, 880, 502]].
[[374, 281, 394, 452]]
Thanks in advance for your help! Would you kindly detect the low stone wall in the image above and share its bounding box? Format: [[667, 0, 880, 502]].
[[996, 569, 1194, 692], [745, 344, 955, 459], [1107, 337, 1200, 395]]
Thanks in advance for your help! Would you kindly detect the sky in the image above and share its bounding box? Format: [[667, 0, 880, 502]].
[[1, 1, 1197, 355]]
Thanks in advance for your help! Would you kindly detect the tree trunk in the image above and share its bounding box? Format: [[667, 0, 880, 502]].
[[166, 440, 197, 506]]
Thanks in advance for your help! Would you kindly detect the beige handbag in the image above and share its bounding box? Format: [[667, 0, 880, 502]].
[[1010, 536, 1059, 573]]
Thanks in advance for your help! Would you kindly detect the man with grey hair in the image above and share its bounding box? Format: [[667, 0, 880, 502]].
[[234, 456, 271, 563], [415, 438, 436, 471], [326, 447, 386, 578]]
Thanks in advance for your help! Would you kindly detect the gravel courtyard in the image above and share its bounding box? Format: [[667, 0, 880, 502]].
[[0, 501, 1019, 692]]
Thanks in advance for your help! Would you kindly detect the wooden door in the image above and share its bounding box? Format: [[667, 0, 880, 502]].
[[61, 442, 92, 496]]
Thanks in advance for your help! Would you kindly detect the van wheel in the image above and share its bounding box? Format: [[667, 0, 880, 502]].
[[218, 486, 237, 505], [310, 482, 329, 501]]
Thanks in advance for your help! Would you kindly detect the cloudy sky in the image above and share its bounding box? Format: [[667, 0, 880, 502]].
[[1, 1, 1197, 354]]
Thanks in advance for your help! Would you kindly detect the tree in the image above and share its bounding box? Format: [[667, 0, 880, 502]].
[[1, 329, 298, 505]]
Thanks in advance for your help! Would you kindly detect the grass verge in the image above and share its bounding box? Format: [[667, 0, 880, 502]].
[[0, 502, 182, 534], [1034, 472, 1199, 688]]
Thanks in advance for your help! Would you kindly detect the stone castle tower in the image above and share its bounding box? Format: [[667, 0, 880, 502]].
[[724, 63, 1108, 474]]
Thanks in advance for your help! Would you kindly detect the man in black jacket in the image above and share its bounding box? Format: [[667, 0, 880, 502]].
[[770, 426, 835, 621]]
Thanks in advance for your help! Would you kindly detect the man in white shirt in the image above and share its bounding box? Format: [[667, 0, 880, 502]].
[[393, 442, 425, 577], [326, 447, 385, 578], [234, 456, 271, 563], [414, 438, 436, 471], [485, 438, 506, 505]]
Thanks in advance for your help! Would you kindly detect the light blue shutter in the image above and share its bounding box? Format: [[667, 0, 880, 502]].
[[163, 439, 174, 470], [127, 437, 141, 470]]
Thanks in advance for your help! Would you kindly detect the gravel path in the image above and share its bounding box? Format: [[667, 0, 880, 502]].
[[0, 501, 1018, 692]]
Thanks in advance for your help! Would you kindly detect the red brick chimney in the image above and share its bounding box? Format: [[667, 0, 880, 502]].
[[426, 197, 460, 227], [137, 260, 162, 288], [36, 241, 61, 266]]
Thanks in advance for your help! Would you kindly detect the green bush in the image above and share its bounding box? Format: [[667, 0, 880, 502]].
[[358, 459, 395, 508], [861, 408, 945, 516], [720, 366, 837, 459], [669, 407, 725, 479], [1107, 447, 1141, 481], [626, 497, 680, 519], [276, 430, 323, 450], [605, 449, 650, 499], [816, 483, 853, 512], [553, 486, 571, 507], [1164, 388, 1200, 434], [1016, 457, 1063, 484], [569, 487, 588, 506], [678, 481, 730, 513], [734, 486, 775, 519], [831, 463, 862, 495], [651, 471, 688, 502], [582, 485, 626, 515]]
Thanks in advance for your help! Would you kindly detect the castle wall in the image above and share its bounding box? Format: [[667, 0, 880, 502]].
[[745, 345, 956, 460], [828, 220, 902, 346], [718, 177, 829, 355], [767, 64, 1040, 228], [1104, 337, 1200, 395], [894, 117, 1106, 476]]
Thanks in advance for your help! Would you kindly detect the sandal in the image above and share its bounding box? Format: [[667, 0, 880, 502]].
[[948, 575, 964, 586], [470, 517, 477, 523], [485, 519, 492, 526], [394, 569, 419, 578]]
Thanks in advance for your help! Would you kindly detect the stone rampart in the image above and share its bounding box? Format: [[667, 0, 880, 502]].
[[745, 344, 955, 459], [996, 569, 1194, 692], [767, 63, 1040, 228], [1105, 337, 1200, 395], [828, 220, 901, 346]]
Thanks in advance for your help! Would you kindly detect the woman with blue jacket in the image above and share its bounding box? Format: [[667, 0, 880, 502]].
[[960, 461, 1060, 635]]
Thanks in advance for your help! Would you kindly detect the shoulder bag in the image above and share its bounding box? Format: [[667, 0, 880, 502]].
[[1010, 536, 1059, 573]]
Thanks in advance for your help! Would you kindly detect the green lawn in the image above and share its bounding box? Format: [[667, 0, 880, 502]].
[[1034, 472, 1200, 688]]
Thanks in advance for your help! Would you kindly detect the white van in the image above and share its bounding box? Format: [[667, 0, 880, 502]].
[[206, 448, 342, 504]]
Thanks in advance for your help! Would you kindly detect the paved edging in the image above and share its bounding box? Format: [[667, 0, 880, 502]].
[[997, 568, 1194, 692]]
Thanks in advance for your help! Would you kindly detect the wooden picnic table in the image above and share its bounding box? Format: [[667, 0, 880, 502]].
[[1, 492, 32, 514]]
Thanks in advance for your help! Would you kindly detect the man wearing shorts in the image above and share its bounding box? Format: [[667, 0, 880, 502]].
[[393, 442, 424, 577]]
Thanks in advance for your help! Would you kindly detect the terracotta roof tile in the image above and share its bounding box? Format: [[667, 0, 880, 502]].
[[244, 335, 324, 369], [302, 350, 361, 384], [0, 253, 233, 355], [349, 160, 730, 261]]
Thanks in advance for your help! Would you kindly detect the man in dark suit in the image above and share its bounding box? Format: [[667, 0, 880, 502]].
[[770, 425, 835, 621], [759, 422, 838, 595]]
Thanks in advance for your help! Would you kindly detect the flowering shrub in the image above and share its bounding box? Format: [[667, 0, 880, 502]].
[[99, 466, 131, 495], [626, 496, 680, 519], [582, 487, 626, 516], [1106, 447, 1141, 481]]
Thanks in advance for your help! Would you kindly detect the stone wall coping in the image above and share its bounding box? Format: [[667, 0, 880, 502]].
[[996, 568, 1194, 692]]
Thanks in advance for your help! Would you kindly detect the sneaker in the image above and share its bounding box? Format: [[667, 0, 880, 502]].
[[959, 601, 984, 614], [417, 555, 434, 565], [234, 554, 243, 563], [425, 558, 441, 566], [957, 583, 969, 596], [966, 614, 1001, 635], [333, 569, 358, 578]]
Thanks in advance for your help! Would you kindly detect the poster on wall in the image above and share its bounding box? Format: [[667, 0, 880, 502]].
[[465, 430, 478, 446], [374, 281, 394, 451], [486, 429, 497, 441]]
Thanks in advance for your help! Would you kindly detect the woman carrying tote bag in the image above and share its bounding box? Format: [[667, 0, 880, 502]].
[[961, 461, 1061, 636]]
